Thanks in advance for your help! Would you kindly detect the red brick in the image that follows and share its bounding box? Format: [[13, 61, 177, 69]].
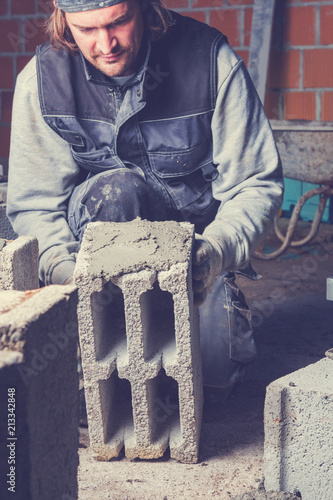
[[1, 92, 14, 124], [0, 0, 8, 16], [23, 18, 48, 52], [17, 55, 34, 75], [0, 20, 21, 53], [0, 57, 14, 89], [264, 91, 280, 120], [193, 0, 222, 7], [210, 9, 240, 46], [283, 92, 316, 121], [11, 0, 36, 15], [182, 11, 206, 23], [164, 0, 189, 8], [267, 50, 300, 89], [236, 50, 249, 67], [321, 92, 333, 121], [304, 49, 333, 88], [228, 0, 253, 4], [244, 8, 253, 46], [0, 126, 11, 158], [38, 0, 54, 14], [282, 6, 316, 46], [321, 6, 333, 45]]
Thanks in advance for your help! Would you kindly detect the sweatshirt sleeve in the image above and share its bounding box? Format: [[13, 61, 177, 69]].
[[7, 57, 81, 285], [203, 42, 284, 271]]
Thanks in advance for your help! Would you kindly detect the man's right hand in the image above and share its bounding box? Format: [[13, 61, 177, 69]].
[[192, 234, 223, 306]]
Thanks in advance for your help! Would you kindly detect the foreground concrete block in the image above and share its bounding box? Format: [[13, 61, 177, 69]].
[[0, 286, 79, 500], [0, 236, 39, 291], [264, 357, 333, 500], [75, 219, 202, 464]]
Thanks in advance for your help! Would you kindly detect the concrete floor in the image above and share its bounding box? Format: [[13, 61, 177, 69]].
[[78, 219, 333, 499]]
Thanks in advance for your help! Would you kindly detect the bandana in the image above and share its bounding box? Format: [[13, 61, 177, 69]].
[[56, 0, 125, 12]]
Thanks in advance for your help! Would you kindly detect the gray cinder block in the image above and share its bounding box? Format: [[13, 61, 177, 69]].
[[264, 357, 333, 500], [0, 236, 39, 291], [0, 286, 79, 500], [0, 205, 17, 240], [0, 184, 17, 240], [75, 219, 202, 464]]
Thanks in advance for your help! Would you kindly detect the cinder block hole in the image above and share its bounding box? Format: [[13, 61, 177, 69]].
[[140, 282, 176, 361], [99, 369, 133, 444], [91, 282, 126, 361], [148, 368, 180, 442]]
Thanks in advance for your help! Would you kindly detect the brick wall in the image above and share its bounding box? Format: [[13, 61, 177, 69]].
[[168, 0, 333, 122], [0, 0, 333, 176], [0, 0, 51, 176]]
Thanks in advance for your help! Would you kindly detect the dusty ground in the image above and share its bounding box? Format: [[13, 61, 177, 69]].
[[78, 219, 333, 499]]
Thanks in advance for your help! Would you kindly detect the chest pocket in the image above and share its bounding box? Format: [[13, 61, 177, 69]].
[[53, 122, 123, 174], [140, 113, 218, 215], [71, 146, 124, 173]]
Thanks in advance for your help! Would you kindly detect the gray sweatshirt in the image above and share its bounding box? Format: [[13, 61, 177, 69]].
[[7, 42, 283, 285]]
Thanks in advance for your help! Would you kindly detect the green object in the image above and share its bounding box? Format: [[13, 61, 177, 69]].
[[282, 178, 331, 222]]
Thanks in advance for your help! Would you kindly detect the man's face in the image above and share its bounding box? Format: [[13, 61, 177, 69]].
[[65, 0, 145, 78]]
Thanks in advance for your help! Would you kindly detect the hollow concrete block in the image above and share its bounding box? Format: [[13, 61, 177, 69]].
[[264, 357, 333, 500], [74, 219, 202, 464], [0, 286, 79, 500], [0, 236, 39, 291]]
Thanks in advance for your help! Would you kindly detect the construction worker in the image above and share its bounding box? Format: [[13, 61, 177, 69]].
[[7, 0, 283, 395]]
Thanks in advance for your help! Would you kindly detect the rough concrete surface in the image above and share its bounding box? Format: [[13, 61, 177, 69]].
[[78, 218, 194, 277], [0, 285, 79, 500], [0, 236, 39, 291], [233, 489, 301, 500], [75, 220, 202, 464], [264, 357, 333, 500], [76, 220, 333, 499], [0, 185, 16, 240]]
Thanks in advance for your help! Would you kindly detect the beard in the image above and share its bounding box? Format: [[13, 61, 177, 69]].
[[90, 42, 138, 78]]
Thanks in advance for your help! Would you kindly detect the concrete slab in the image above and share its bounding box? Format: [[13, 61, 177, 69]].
[[0, 285, 79, 500], [264, 357, 333, 500], [0, 236, 39, 291], [75, 219, 203, 464]]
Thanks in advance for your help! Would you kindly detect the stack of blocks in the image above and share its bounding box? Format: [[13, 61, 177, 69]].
[[0, 236, 79, 499], [75, 219, 203, 464]]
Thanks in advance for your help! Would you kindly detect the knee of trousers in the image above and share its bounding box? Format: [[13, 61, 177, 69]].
[[82, 169, 152, 222]]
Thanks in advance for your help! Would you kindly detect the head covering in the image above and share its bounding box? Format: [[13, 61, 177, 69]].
[[56, 0, 125, 13]]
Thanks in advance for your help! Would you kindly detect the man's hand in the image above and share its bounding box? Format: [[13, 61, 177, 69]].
[[192, 235, 223, 306]]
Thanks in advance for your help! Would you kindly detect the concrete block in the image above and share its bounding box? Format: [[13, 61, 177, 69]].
[[0, 236, 39, 291], [0, 183, 7, 203], [0, 185, 17, 240], [0, 286, 79, 500], [264, 357, 333, 500], [0, 206, 17, 241], [74, 219, 202, 464]]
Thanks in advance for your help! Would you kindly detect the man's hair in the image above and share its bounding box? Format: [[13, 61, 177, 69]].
[[45, 0, 174, 53]]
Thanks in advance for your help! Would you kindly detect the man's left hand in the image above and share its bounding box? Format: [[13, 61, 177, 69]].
[[192, 235, 223, 306]]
